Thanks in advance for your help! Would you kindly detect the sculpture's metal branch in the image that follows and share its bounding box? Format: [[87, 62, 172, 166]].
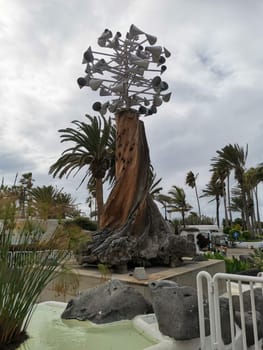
[[77, 24, 172, 116]]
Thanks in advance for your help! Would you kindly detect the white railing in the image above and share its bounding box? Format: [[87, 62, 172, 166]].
[[7, 250, 72, 267], [197, 271, 263, 350]]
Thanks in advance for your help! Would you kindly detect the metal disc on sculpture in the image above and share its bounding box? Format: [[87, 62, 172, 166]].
[[77, 24, 172, 116]]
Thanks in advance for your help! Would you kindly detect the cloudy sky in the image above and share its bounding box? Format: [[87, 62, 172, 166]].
[[0, 0, 262, 219]]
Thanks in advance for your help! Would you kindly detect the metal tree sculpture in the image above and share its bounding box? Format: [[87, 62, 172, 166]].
[[77, 24, 171, 115], [76, 25, 195, 270]]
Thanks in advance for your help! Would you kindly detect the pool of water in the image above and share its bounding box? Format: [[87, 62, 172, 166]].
[[18, 302, 158, 350]]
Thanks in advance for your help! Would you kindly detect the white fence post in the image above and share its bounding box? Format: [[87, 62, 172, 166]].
[[197, 271, 263, 350]]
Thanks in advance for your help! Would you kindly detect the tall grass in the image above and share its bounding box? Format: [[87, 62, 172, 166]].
[[0, 206, 69, 349]]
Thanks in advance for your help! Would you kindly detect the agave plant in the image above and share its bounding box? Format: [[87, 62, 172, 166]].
[[0, 205, 69, 349]]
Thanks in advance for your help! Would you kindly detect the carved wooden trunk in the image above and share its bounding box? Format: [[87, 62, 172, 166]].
[[76, 110, 195, 269]]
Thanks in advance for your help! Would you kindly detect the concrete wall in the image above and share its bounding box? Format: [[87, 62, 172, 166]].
[[38, 259, 225, 303]]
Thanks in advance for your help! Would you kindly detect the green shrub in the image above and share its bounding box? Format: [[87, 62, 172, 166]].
[[233, 217, 243, 226], [203, 253, 253, 274], [224, 256, 252, 274], [59, 217, 96, 252], [241, 230, 251, 241], [55, 221, 91, 252], [64, 217, 97, 231], [204, 252, 225, 260], [223, 226, 231, 235]]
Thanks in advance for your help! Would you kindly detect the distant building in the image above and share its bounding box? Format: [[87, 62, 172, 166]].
[[184, 225, 220, 232], [180, 225, 227, 254]]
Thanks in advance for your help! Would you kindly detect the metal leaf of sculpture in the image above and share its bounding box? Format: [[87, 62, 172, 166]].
[[77, 24, 172, 116]]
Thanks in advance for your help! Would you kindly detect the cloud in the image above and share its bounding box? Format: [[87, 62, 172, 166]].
[[0, 0, 262, 218]]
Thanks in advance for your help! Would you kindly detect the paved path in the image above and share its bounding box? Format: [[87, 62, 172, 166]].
[[226, 247, 253, 258]]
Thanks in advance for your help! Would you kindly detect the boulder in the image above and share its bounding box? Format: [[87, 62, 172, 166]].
[[61, 279, 152, 323], [149, 280, 233, 345], [235, 311, 263, 347], [233, 288, 263, 346], [167, 235, 197, 267], [232, 287, 263, 316], [149, 280, 210, 340]]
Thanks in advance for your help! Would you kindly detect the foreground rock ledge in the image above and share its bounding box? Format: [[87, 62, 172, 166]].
[[61, 279, 152, 323], [149, 280, 263, 346]]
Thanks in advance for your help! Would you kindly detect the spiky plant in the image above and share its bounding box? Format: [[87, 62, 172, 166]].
[[0, 205, 69, 349]]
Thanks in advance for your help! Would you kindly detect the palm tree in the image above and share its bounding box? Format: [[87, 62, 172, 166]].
[[86, 179, 97, 220], [229, 186, 246, 227], [210, 156, 233, 226], [104, 120, 116, 186], [0, 182, 18, 219], [201, 174, 223, 227], [19, 172, 34, 217], [210, 163, 231, 227], [30, 185, 56, 219], [167, 186, 192, 227], [49, 115, 115, 228], [245, 165, 263, 234], [212, 144, 250, 232], [55, 192, 78, 219], [185, 211, 200, 225], [255, 165, 263, 233], [30, 185, 77, 219], [148, 166, 163, 198], [185, 171, 201, 219], [155, 193, 171, 220]]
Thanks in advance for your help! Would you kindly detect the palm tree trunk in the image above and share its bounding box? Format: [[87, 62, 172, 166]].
[[222, 182, 229, 227], [254, 186, 262, 234], [194, 184, 201, 219], [248, 189, 256, 236], [164, 203, 167, 220], [240, 180, 252, 235], [238, 206, 244, 229], [227, 174, 232, 224], [216, 196, 220, 228], [95, 178, 104, 229], [181, 210, 185, 228], [251, 208, 256, 235]]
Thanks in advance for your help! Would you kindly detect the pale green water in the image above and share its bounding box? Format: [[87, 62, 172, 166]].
[[18, 303, 157, 350]]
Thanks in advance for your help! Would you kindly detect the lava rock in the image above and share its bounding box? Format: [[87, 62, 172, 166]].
[[61, 279, 152, 323], [149, 280, 233, 345], [233, 288, 263, 346], [149, 280, 210, 340], [167, 235, 196, 267]]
